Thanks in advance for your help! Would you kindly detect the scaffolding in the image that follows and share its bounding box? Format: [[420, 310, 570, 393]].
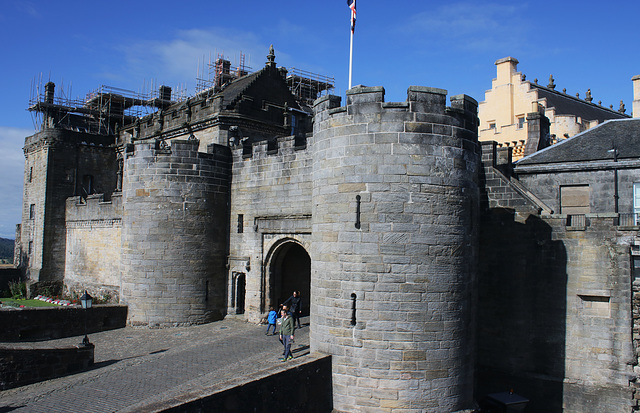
[[28, 74, 186, 135], [195, 52, 252, 96], [286, 68, 335, 106]]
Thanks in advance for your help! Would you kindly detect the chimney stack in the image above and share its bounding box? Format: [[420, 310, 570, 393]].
[[159, 85, 172, 102], [633, 75, 640, 118], [44, 82, 55, 104]]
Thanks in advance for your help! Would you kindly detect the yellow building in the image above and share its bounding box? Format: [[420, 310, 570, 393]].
[[478, 57, 630, 159]]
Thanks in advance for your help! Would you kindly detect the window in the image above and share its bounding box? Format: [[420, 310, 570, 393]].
[[237, 214, 244, 233], [28, 241, 33, 255], [560, 185, 590, 214], [634, 183, 640, 224], [29, 167, 33, 183], [82, 175, 94, 197], [517, 116, 525, 130], [633, 254, 640, 282], [29, 204, 35, 219], [489, 122, 496, 130]]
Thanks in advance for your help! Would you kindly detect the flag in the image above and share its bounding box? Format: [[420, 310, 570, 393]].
[[347, 0, 356, 33]]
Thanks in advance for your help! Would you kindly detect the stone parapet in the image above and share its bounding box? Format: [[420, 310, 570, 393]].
[[65, 192, 122, 222], [0, 305, 127, 341], [0, 344, 94, 390]]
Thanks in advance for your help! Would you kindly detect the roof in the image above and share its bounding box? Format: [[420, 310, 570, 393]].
[[532, 84, 629, 123], [517, 118, 640, 165], [217, 71, 261, 109]]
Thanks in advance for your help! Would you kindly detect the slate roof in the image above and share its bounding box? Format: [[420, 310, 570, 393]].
[[217, 71, 261, 109], [517, 118, 640, 165], [532, 84, 628, 123]]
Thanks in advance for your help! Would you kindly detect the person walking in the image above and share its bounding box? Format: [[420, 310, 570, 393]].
[[266, 307, 277, 335], [278, 309, 295, 361], [283, 291, 302, 329]]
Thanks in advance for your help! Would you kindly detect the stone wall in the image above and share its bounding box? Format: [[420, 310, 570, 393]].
[[0, 305, 127, 341], [228, 134, 312, 322], [310, 86, 480, 412], [0, 344, 94, 390], [64, 193, 122, 299], [121, 139, 231, 326], [157, 356, 333, 413], [516, 161, 640, 215], [19, 129, 116, 285], [479, 148, 637, 412]]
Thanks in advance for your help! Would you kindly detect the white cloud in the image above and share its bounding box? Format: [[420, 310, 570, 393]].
[[404, 2, 531, 53], [120, 28, 276, 91], [0, 126, 32, 240]]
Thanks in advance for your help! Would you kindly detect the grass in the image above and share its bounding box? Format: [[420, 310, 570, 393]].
[[0, 298, 60, 308]]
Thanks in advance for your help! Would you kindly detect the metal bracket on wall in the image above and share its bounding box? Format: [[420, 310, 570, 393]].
[[355, 195, 361, 229]]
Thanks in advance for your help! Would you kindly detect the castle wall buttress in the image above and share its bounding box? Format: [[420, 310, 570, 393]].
[[311, 86, 480, 412]]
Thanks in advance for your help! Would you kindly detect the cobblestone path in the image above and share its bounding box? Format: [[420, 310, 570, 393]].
[[0, 317, 311, 412]]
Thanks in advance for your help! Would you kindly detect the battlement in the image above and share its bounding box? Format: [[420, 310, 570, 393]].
[[125, 138, 231, 166], [231, 134, 307, 161], [314, 85, 478, 136], [121, 95, 224, 142], [66, 193, 123, 224]]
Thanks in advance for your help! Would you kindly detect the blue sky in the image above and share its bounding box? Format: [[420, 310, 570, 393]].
[[0, 0, 638, 239]]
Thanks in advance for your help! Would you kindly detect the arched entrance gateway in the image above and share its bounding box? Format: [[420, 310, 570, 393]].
[[265, 240, 311, 317]]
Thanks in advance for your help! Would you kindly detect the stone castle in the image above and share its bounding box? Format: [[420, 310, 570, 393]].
[[14, 47, 640, 412]]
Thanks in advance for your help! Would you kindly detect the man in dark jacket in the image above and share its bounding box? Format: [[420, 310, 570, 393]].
[[283, 291, 302, 328], [279, 309, 295, 361]]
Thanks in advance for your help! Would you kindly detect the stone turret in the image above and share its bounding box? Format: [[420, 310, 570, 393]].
[[310, 86, 480, 412], [120, 139, 231, 326]]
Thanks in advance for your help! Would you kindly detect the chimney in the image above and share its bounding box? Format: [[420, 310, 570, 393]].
[[44, 82, 55, 104], [159, 85, 172, 102], [633, 75, 640, 118], [523, 108, 551, 157], [495, 57, 519, 84]]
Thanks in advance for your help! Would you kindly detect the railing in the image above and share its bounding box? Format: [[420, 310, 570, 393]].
[[566, 214, 586, 227], [618, 213, 640, 227]]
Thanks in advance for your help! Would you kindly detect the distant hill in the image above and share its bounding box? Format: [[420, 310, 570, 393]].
[[0, 238, 14, 264]]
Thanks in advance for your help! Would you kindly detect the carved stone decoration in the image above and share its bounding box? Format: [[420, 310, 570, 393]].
[[547, 75, 556, 90], [586, 89, 593, 103], [266, 44, 275, 67], [116, 154, 123, 192]]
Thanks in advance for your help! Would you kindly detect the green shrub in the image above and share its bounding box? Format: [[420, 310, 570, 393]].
[[8, 281, 26, 299]]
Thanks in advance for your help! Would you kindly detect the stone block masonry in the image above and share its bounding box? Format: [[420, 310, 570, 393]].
[[0, 344, 94, 390], [17, 129, 117, 286], [0, 305, 127, 342], [121, 139, 231, 326], [310, 86, 480, 412]]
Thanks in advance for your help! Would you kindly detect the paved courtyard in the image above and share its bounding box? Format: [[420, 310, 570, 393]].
[[0, 316, 311, 412]]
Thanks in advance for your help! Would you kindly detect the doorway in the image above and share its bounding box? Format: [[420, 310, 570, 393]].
[[233, 272, 246, 314], [268, 241, 310, 316]]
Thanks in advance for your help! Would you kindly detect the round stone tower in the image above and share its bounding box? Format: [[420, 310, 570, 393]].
[[121, 139, 231, 326], [310, 86, 479, 412]]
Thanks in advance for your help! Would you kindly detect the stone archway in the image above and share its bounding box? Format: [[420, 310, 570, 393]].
[[266, 241, 311, 316]]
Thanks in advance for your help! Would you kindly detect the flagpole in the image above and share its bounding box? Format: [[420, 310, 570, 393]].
[[348, 24, 354, 90]]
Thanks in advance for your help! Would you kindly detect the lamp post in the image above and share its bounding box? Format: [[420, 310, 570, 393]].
[[80, 290, 92, 346]]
